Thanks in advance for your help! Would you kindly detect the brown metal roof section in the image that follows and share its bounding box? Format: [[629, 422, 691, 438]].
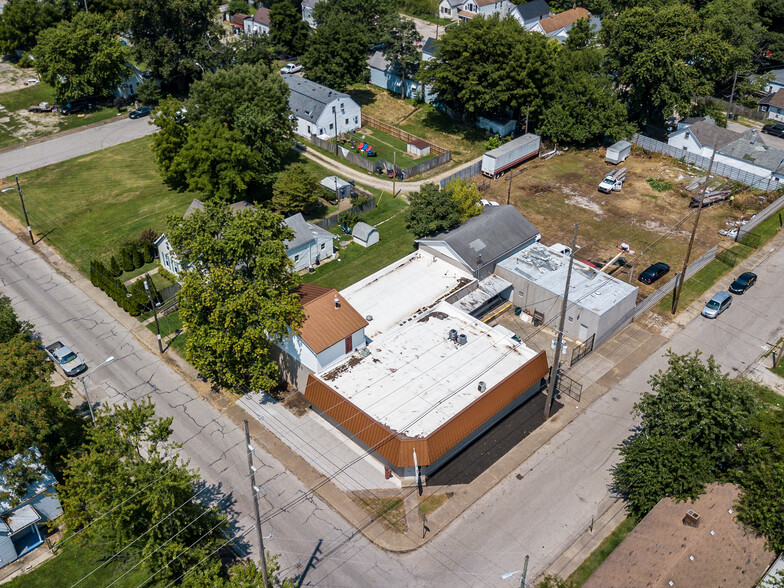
[[539, 7, 589, 33], [304, 350, 548, 468], [296, 284, 368, 354]]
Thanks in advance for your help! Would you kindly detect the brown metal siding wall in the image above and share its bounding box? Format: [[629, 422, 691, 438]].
[[305, 376, 403, 465], [305, 351, 548, 468], [425, 351, 549, 464]]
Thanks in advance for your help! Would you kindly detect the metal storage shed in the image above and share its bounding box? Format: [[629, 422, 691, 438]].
[[352, 222, 379, 247]]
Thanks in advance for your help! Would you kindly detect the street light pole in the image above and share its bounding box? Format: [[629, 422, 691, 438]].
[[80, 356, 115, 422], [2, 176, 34, 245], [144, 276, 163, 353], [544, 224, 578, 419]]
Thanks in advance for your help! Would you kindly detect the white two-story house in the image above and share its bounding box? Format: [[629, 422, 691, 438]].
[[243, 6, 270, 35], [283, 76, 362, 139], [510, 0, 552, 29], [438, 0, 512, 20]]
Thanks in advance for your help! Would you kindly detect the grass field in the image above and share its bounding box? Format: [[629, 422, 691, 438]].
[[0, 83, 119, 148], [343, 126, 435, 169], [347, 85, 486, 166], [8, 539, 154, 588], [307, 195, 414, 291], [567, 516, 638, 586], [1, 136, 196, 274]]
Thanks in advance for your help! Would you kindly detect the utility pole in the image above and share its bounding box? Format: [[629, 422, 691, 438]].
[[672, 148, 716, 314], [544, 223, 578, 419], [392, 152, 397, 198], [524, 106, 530, 135], [244, 420, 270, 588], [519, 555, 529, 588], [507, 170, 514, 205], [144, 276, 163, 353], [727, 71, 738, 116], [1, 176, 34, 245]]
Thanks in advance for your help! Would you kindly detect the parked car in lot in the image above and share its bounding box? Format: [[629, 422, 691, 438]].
[[762, 123, 784, 138], [44, 341, 87, 376], [729, 271, 757, 294], [637, 262, 670, 285], [701, 291, 732, 319], [280, 63, 302, 75], [129, 106, 153, 119]]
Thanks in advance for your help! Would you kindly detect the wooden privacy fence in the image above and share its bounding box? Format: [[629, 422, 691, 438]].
[[695, 96, 767, 122], [314, 195, 377, 230], [361, 114, 449, 156], [633, 134, 778, 191]]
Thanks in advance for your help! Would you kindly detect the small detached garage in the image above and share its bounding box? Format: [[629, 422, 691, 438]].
[[407, 138, 431, 157], [352, 222, 379, 247], [320, 176, 352, 200]]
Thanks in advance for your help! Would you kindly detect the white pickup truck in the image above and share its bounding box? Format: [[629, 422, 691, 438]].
[[598, 167, 627, 194], [45, 341, 87, 377]]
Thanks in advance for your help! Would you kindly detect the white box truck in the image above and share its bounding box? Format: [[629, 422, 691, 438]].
[[605, 140, 632, 164], [481, 133, 540, 179]]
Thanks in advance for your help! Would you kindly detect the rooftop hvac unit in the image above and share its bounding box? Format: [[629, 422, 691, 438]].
[[478, 381, 487, 392], [448, 329, 458, 341], [457, 333, 467, 345]]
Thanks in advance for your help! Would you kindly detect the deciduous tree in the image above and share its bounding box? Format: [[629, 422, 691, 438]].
[[302, 12, 369, 90], [272, 163, 322, 213], [446, 178, 482, 223], [166, 203, 303, 391], [270, 0, 309, 56], [381, 14, 421, 98], [405, 183, 460, 238], [0, 0, 61, 55]]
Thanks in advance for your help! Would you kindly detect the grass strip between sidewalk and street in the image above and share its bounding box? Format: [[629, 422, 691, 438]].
[[566, 516, 638, 587]]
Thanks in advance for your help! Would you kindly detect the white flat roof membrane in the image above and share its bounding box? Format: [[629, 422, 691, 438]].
[[340, 252, 474, 339], [318, 301, 539, 438]]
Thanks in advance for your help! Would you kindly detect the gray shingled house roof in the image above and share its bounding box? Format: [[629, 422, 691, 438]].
[[515, 0, 551, 21], [422, 37, 439, 56], [759, 89, 784, 109], [283, 213, 333, 250], [718, 130, 784, 172], [417, 205, 540, 273], [684, 120, 741, 150], [283, 76, 350, 125]]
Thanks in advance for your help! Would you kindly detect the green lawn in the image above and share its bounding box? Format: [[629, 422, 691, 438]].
[[2, 136, 197, 275], [0, 83, 55, 111], [8, 538, 155, 588], [344, 126, 435, 170], [307, 195, 414, 291], [567, 516, 638, 586]]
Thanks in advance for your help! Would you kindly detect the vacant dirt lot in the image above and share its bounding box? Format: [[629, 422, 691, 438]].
[[481, 147, 772, 296]]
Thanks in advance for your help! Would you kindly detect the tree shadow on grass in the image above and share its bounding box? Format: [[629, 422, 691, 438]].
[[347, 88, 377, 108]]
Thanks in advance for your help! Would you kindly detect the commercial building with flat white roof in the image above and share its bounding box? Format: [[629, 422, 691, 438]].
[[305, 301, 548, 477], [340, 251, 473, 339], [495, 243, 638, 344]]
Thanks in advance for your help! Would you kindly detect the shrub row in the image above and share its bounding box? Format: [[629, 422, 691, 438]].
[[90, 261, 160, 317]]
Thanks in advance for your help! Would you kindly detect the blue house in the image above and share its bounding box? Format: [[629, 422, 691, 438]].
[[367, 51, 435, 103], [0, 448, 62, 569]]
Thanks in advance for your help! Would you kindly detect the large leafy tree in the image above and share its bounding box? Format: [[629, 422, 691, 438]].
[[121, 0, 220, 91], [301, 12, 369, 90], [166, 203, 303, 391], [446, 178, 482, 223], [272, 163, 322, 214], [270, 0, 309, 56], [613, 351, 759, 518], [151, 64, 292, 200], [421, 15, 557, 121], [381, 14, 421, 98], [33, 12, 127, 103], [59, 400, 227, 582], [602, 4, 711, 125], [405, 183, 461, 238], [0, 0, 62, 55]]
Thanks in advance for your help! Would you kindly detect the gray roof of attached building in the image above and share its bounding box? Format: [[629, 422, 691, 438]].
[[515, 0, 550, 20], [771, 67, 784, 84], [284, 213, 333, 250], [352, 222, 377, 241], [367, 50, 391, 72], [417, 205, 539, 272], [683, 120, 741, 150], [284, 76, 351, 125], [320, 176, 350, 190], [0, 447, 57, 515], [422, 37, 438, 56], [718, 130, 784, 172]]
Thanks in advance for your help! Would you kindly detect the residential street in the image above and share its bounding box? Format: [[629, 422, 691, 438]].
[[0, 117, 157, 178], [1, 219, 783, 586]]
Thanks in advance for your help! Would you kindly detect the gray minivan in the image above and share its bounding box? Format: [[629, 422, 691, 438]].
[[701, 291, 732, 319]]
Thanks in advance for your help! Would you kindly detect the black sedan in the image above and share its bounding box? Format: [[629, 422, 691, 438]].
[[129, 106, 153, 119], [762, 123, 784, 138], [729, 271, 757, 294], [638, 262, 670, 285]]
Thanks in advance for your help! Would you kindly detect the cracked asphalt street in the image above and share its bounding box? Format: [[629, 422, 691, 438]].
[[2, 218, 784, 586]]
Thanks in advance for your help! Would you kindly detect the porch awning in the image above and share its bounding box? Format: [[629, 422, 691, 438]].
[[3, 505, 41, 534]]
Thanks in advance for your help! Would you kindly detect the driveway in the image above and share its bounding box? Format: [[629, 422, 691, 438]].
[[401, 14, 442, 42], [0, 117, 157, 178]]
